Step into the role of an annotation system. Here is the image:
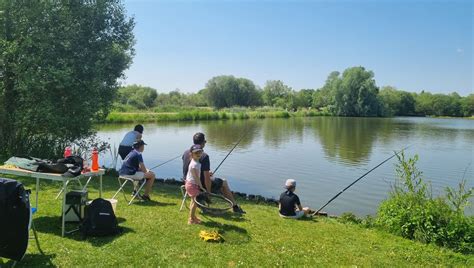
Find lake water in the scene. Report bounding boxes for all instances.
[97,117,474,216]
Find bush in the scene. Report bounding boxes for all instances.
[338,212,362,224]
[376,152,474,254]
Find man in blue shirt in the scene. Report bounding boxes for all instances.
[119,140,155,201]
[118,124,144,160]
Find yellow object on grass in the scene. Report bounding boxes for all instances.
[0,164,17,169]
[199,230,224,242]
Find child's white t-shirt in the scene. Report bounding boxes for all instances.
[186,159,201,185]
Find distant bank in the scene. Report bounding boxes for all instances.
[103,109,473,124]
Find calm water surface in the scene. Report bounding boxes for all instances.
[97,117,474,216]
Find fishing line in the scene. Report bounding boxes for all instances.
[149,155,182,170]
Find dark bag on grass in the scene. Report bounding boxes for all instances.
[0,178,30,261]
[80,198,121,237]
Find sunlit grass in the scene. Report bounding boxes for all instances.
[0,176,472,267]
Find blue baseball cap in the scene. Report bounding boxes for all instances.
[190,144,203,153]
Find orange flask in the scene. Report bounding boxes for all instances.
[91,148,99,171]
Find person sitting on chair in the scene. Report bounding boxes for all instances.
[118,124,144,160]
[119,140,155,201]
[182,132,245,214]
[279,179,310,219]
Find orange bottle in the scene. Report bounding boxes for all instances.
[91,147,99,171]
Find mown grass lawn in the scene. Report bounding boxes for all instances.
[0,176,472,267]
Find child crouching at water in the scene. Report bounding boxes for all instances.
[279,179,311,219]
[185,144,205,224]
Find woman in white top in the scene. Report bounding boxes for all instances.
[185,144,204,225]
[118,124,144,160]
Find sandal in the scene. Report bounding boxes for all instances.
[188,218,201,225]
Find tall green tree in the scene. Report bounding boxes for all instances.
[204,75,261,108]
[332,67,381,116]
[0,0,135,157]
[293,89,315,108]
[461,94,474,116]
[262,80,291,107]
[379,86,416,116]
[312,71,339,109]
[118,85,157,109]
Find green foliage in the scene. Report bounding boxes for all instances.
[461,94,474,116]
[262,80,292,107]
[204,75,262,108]
[446,179,474,214]
[338,212,362,224]
[112,67,473,117]
[117,85,157,109]
[0,0,135,157]
[379,86,416,116]
[154,89,207,107]
[376,152,474,254]
[310,67,382,116]
[312,71,338,110]
[333,67,381,116]
[413,91,468,117]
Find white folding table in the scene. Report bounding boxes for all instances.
[0,167,105,237]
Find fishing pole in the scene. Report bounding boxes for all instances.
[212,129,248,174]
[312,145,413,216]
[149,155,182,170]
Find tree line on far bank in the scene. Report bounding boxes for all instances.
[117,66,474,118]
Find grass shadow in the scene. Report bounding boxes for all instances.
[199,210,248,222]
[133,200,176,207]
[200,218,251,244]
[1,253,56,267]
[34,216,135,247]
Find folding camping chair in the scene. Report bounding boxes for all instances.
[12,206,44,267]
[112,175,147,205]
[28,205,43,255]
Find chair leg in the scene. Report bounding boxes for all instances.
[179,189,188,211]
[128,180,147,205]
[112,178,129,201]
[31,221,44,255]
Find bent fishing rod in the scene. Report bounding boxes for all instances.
[312,145,413,216]
[212,129,248,174]
[149,154,182,170]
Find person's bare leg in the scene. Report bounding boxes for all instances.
[303,207,310,216]
[144,171,155,196]
[221,179,237,205]
[189,200,196,222]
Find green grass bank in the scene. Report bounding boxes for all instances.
[0,176,472,267]
[104,108,330,123]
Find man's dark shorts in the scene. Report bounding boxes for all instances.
[118,145,133,160]
[211,178,224,194]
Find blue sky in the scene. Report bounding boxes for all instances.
[122,0,472,95]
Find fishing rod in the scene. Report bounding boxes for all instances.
[312,145,412,216]
[212,129,248,174]
[149,155,182,170]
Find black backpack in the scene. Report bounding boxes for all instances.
[0,178,30,261]
[80,198,121,237]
